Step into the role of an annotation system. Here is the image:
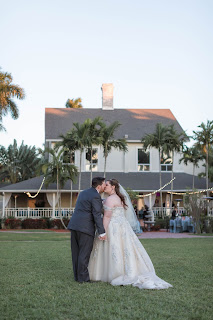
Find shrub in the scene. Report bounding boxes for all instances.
[155,217,170,230]
[4,218,22,229]
[50,218,69,229]
[21,218,49,229]
[0,218,70,229]
[184,192,207,234]
[151,224,161,231]
[203,217,213,233]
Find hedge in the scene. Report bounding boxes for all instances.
[1,218,70,229]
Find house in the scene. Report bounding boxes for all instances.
[0,84,212,219]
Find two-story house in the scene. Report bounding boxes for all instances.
[0,84,211,219]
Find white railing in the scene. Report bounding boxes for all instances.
[0,208,75,219]
[152,207,186,219]
[152,207,213,218]
[1,207,212,220]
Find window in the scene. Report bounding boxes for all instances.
[161,151,172,171]
[63,150,75,165]
[138,149,150,171]
[86,148,98,171]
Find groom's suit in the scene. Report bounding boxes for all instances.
[67,187,105,282]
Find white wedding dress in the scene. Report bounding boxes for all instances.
[88,206,172,290]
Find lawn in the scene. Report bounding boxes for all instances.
[0,233,212,320]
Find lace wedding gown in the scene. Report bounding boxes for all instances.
[88,206,172,290]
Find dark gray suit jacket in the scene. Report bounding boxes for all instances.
[67,187,105,237]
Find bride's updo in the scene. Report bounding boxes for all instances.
[108,178,128,209]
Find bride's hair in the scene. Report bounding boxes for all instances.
[108,179,128,208]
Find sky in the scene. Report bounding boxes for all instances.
[0,0,212,149]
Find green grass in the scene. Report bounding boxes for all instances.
[0,234,212,320]
[191,233,213,236]
[0,232,70,242]
[0,229,69,233]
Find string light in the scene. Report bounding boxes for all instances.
[24,177,45,198]
[24,176,212,200]
[167,187,213,196]
[137,177,176,198]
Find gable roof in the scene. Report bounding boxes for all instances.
[0,173,212,193]
[45,108,184,141]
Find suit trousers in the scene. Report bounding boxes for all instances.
[71,230,94,282]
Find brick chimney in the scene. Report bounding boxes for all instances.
[101,83,114,110]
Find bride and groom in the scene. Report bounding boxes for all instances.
[67,177,172,290]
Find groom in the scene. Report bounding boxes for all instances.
[67,176,106,283]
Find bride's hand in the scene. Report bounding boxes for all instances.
[99,235,107,241]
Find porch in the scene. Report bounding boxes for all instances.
[1,206,190,220]
[1,207,75,219]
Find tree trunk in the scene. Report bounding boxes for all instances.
[170,152,174,207]
[90,147,93,186]
[78,149,82,195]
[70,180,73,208]
[192,164,195,190]
[104,154,107,178]
[57,168,67,229]
[159,148,163,214]
[206,143,209,197]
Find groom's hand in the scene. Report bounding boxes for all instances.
[99,235,106,241]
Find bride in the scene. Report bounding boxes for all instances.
[88,179,172,290]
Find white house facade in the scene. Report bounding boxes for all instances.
[0,84,212,219]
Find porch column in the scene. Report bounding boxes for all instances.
[52,193,56,219]
[2,192,12,218]
[2,193,5,217]
[149,195,154,220]
[149,195,152,210]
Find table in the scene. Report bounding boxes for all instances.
[169,217,194,233]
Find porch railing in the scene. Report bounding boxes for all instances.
[0,208,75,219]
[152,207,213,218]
[152,207,186,219]
[0,207,212,220]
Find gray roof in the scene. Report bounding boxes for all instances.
[45,108,184,140]
[0,173,212,193]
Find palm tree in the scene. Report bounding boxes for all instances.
[179,145,203,189]
[99,121,128,177]
[65,98,83,109]
[208,145,213,182]
[0,120,6,132]
[54,144,78,208]
[41,147,78,228]
[193,120,213,196]
[0,139,41,183]
[165,125,188,205]
[86,117,103,184]
[142,123,168,210]
[60,121,90,193]
[0,69,25,129]
[66,162,78,208]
